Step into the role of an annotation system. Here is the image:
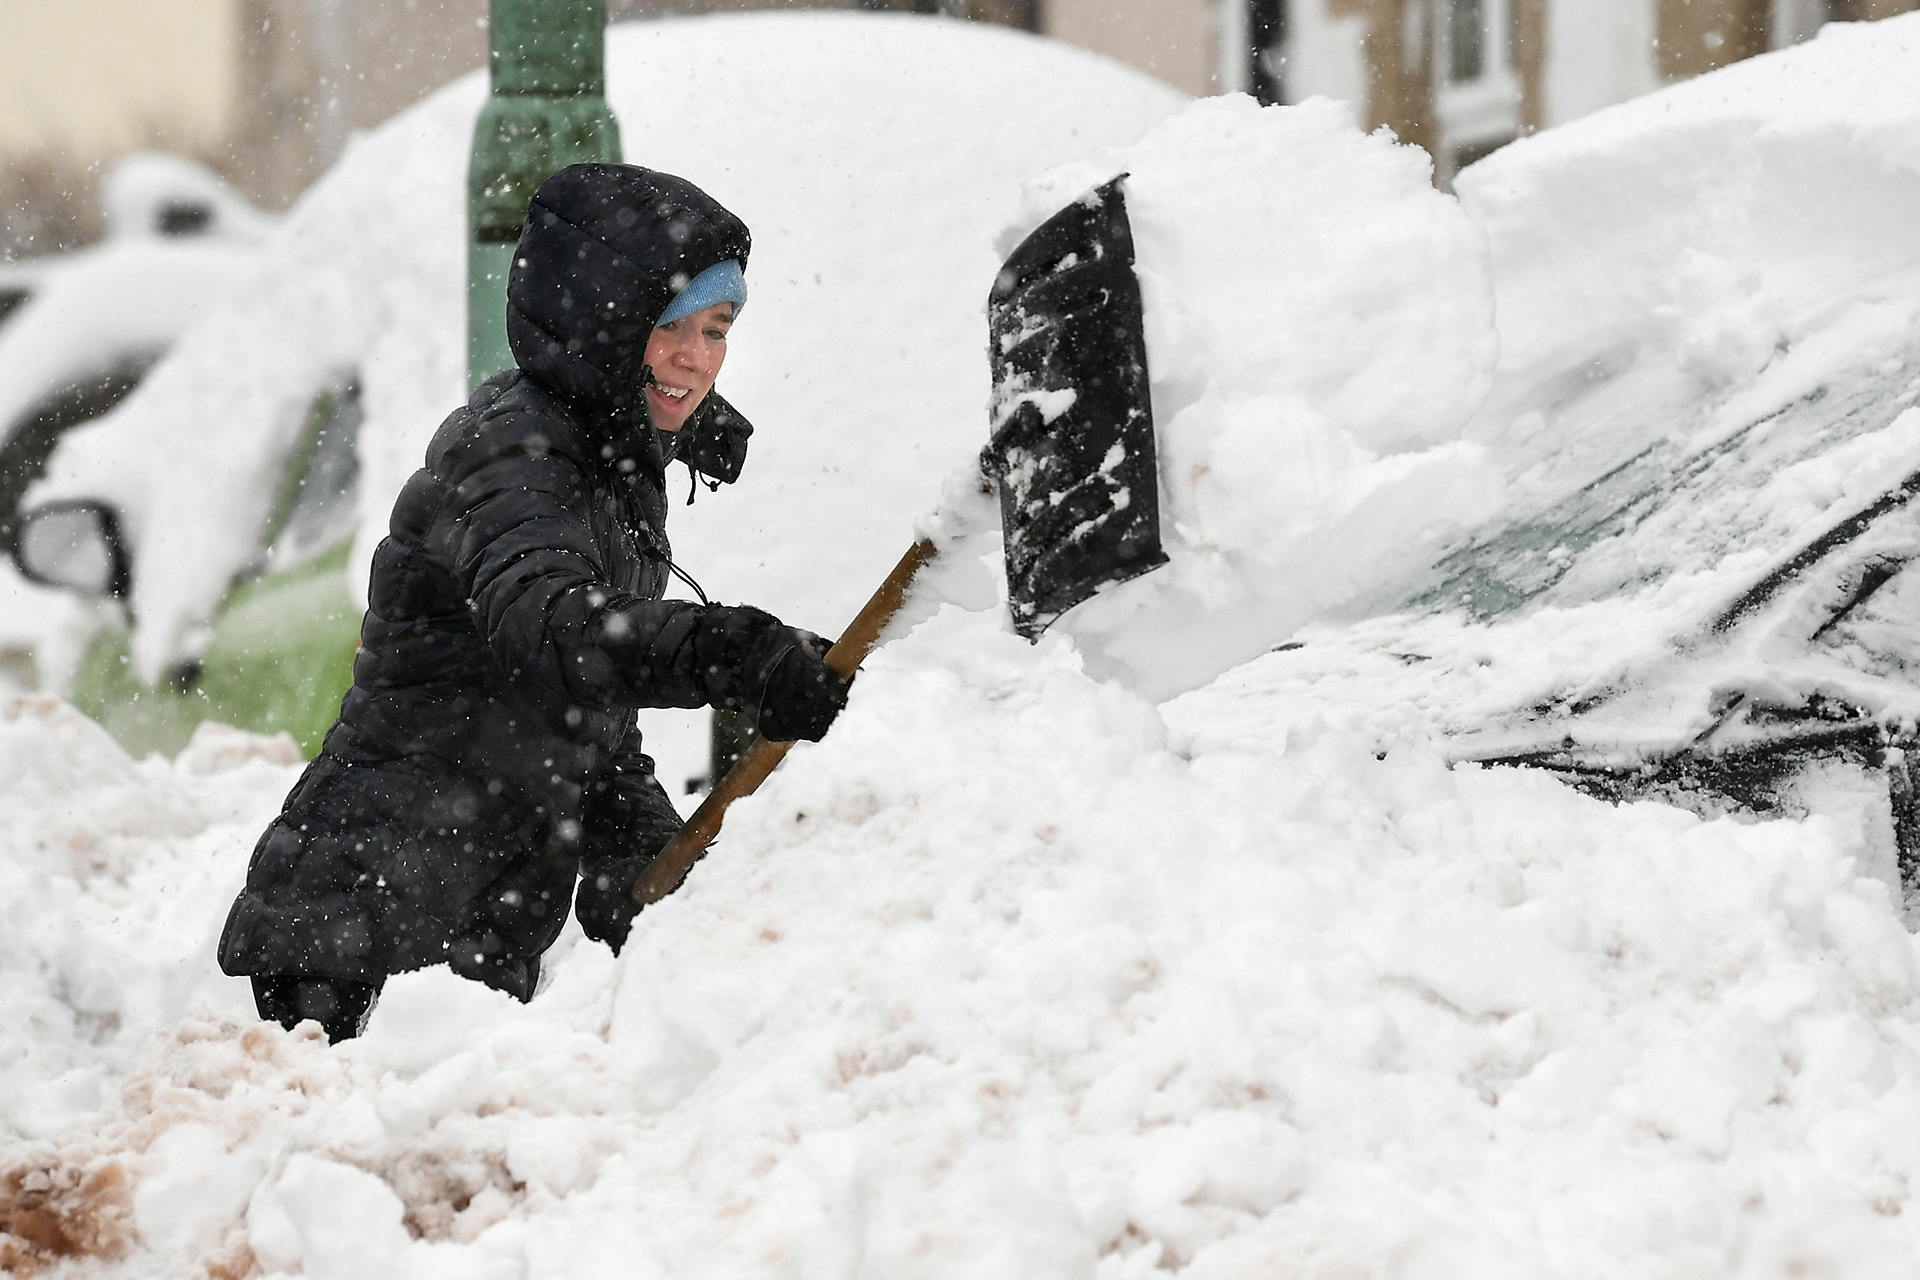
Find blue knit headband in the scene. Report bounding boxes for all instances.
[658,259,747,327]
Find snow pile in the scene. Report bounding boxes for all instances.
[30,13,1187,687]
[10,609,1920,1277]
[1457,13,1920,480]
[1248,11,1920,754]
[996,96,1504,700]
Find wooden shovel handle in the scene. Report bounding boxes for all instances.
[631,538,939,906]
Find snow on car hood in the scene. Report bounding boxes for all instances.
[1194,13,1920,760]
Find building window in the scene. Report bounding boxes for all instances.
[1435,0,1520,182]
[1447,0,1484,82]
[1249,0,1286,105]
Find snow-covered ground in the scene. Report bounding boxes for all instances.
[12,12,1920,1280]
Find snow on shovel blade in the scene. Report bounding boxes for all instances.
[982,176,1167,641]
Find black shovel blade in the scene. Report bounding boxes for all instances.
[982,177,1167,642]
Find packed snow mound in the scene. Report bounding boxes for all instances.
[30,12,1187,686]
[1458,12,1920,477]
[992,96,1503,700]
[9,610,1920,1277]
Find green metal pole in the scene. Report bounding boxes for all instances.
[467,0,622,389]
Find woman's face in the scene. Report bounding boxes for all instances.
[642,301,733,431]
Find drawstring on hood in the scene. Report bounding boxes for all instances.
[631,361,744,504]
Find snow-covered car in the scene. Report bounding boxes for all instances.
[0,154,268,543]
[1384,327,1920,866]
[4,12,1187,765]
[0,155,269,693]
[1158,21,1920,910]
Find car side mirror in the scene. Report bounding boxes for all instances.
[12,501,130,598]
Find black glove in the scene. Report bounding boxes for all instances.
[756,630,852,742]
[574,851,656,953]
[690,606,851,739]
[573,752,683,954]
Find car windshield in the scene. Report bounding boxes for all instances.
[1403,337,1920,622]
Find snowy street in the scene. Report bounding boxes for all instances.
[9,8,1920,1279]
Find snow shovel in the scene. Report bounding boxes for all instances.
[631,176,1165,907]
[631,538,936,906]
[980,175,1167,639]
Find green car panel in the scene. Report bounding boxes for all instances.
[71,539,360,759]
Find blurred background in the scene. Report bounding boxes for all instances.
[8,0,1917,261]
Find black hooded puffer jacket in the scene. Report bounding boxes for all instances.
[219,165,820,998]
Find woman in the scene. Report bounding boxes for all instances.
[218,164,849,1041]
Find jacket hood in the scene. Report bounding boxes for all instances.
[506,164,752,427]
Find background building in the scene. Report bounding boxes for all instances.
[1272,0,1920,183]
[0,0,246,252]
[2,0,1916,257]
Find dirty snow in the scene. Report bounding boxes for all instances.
[9,605,1920,1278]
[12,11,1920,1280]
